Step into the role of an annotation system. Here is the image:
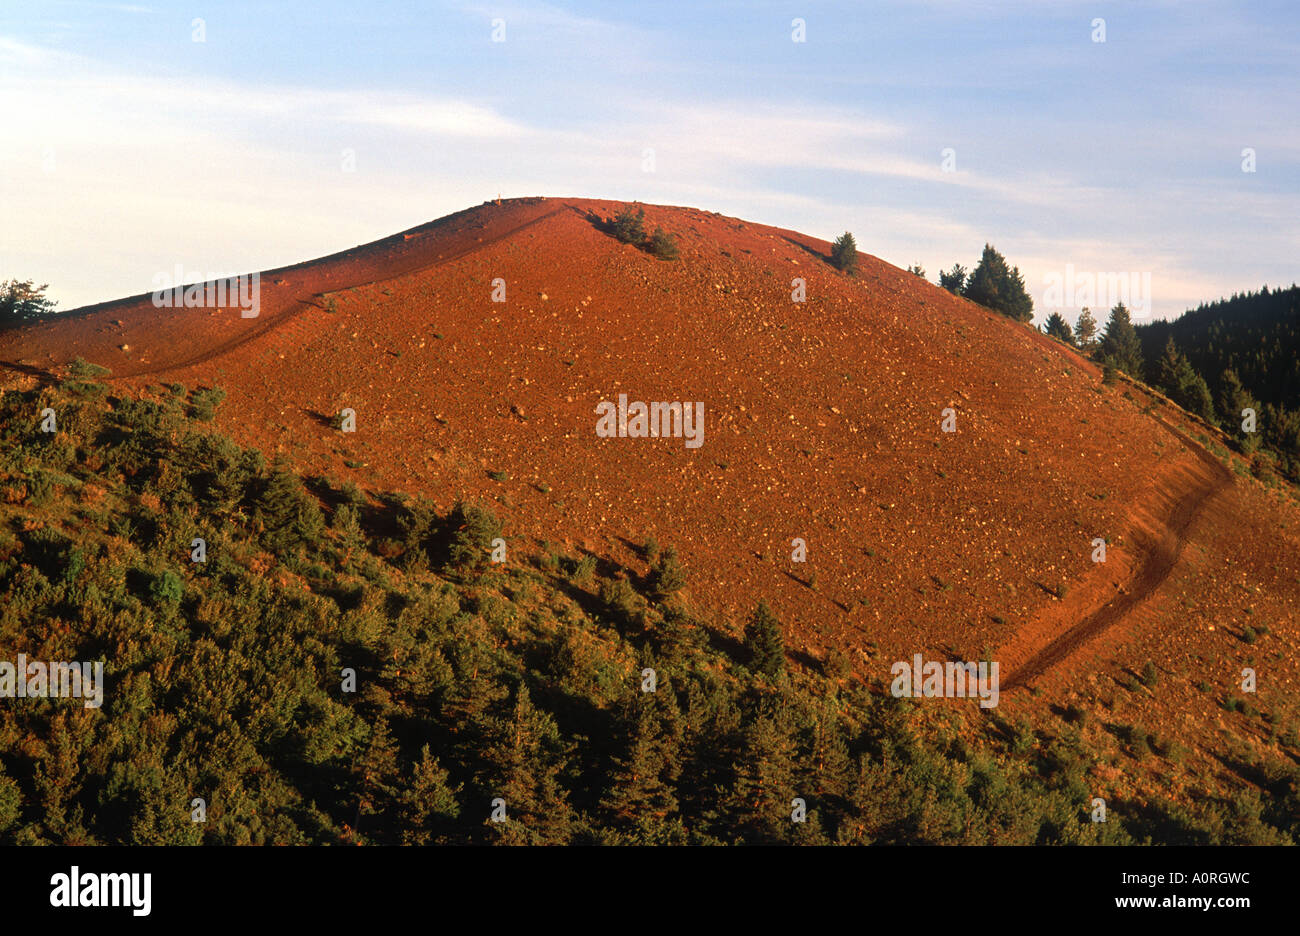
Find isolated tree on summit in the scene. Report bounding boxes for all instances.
[1096,302,1144,378]
[962,244,1033,322]
[1043,312,1073,344]
[830,232,858,274]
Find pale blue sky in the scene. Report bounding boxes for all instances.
[1,0,1296,320]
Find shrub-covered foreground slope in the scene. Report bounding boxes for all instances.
[0,375,1296,845]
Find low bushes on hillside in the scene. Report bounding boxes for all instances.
[0,374,1293,846]
[599,205,681,262]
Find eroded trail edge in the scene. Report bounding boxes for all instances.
[1000,414,1232,690]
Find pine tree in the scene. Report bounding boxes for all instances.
[962,244,1034,322]
[400,745,462,844]
[1220,370,1263,453]
[1182,370,1216,426]
[331,502,367,567]
[1097,303,1144,377]
[743,600,785,678]
[1073,307,1099,350]
[1043,312,1073,344]
[938,264,967,295]
[444,631,509,726]
[354,716,402,840]
[806,693,853,803]
[477,684,573,845]
[0,279,57,324]
[830,232,857,274]
[600,705,679,827]
[1155,337,1184,390]
[255,458,325,555]
[906,264,926,279]
[610,205,645,244]
[725,715,798,843]
[188,434,260,514]
[442,501,502,571]
[1217,368,1258,429]
[1154,338,1216,424]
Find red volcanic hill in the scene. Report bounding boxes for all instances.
[3,196,1297,750]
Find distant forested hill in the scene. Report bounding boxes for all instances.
[1138,285,1300,477]
[1138,285,1300,409]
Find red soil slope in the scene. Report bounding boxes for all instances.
[3,197,1296,729]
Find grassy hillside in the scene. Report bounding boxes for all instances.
[0,365,1295,845]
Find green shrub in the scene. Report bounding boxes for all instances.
[149,569,183,604]
[1120,724,1152,758]
[570,555,597,585]
[823,646,851,681]
[600,576,642,626]
[68,357,111,379]
[443,501,502,571]
[646,546,686,600]
[648,227,679,261]
[26,472,54,507]
[610,205,646,245]
[191,386,226,421]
